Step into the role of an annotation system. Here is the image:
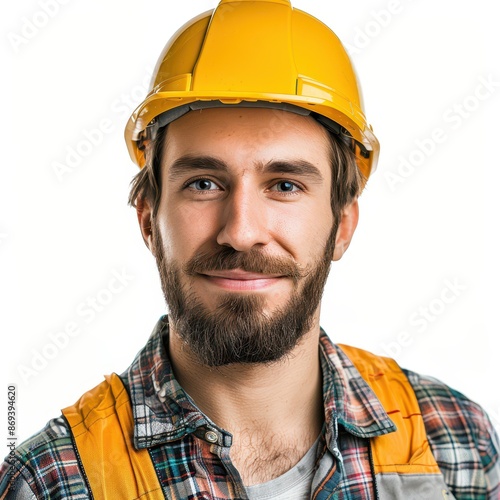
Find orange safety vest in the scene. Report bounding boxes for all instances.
[338,345,453,498]
[62,346,453,499]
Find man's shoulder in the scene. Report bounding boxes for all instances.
[10,416,74,465]
[403,367,495,436]
[0,416,88,499]
[404,367,500,494]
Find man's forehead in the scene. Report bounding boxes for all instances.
[162,107,332,173]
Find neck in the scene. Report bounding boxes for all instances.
[167,316,324,484]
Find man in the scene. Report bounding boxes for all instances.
[1,0,499,498]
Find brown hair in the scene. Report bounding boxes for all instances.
[128,124,365,225]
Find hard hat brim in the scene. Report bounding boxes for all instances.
[125,93,379,180]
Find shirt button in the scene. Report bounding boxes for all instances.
[205,431,218,443]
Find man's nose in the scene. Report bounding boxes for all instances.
[216,186,271,252]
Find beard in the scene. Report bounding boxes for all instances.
[152,222,336,367]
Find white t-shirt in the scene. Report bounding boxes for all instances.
[245,436,321,499]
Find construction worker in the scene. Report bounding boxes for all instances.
[1,1,499,498]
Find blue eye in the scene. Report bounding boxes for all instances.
[188,179,219,191]
[272,181,299,193]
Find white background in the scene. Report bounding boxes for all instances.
[1,0,499,444]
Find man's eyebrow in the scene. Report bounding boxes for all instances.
[260,160,324,182]
[167,155,324,182]
[167,155,229,181]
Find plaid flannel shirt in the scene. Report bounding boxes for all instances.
[1,316,499,499]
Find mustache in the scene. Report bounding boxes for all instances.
[183,247,308,283]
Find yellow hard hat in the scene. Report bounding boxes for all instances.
[125,0,379,180]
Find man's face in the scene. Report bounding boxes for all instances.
[150,108,336,366]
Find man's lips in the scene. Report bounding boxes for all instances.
[202,269,282,279]
[199,269,284,291]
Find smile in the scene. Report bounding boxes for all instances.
[199,270,284,291]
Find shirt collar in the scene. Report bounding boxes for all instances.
[318,330,396,440]
[123,317,395,450]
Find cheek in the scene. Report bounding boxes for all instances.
[276,202,333,252]
[159,201,221,258]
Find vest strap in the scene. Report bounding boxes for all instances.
[339,344,454,499]
[339,344,441,474]
[62,373,163,499]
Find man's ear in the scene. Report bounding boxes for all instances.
[136,197,154,254]
[332,199,359,261]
